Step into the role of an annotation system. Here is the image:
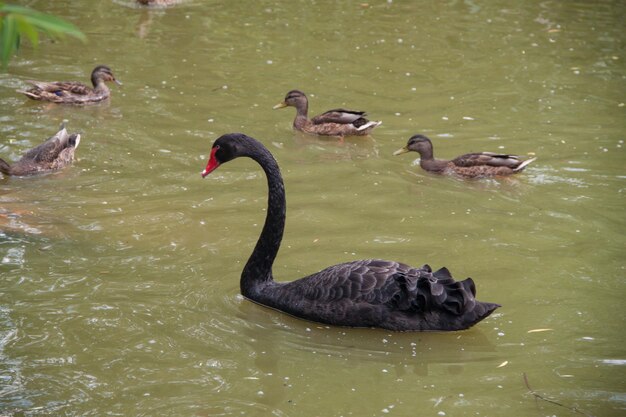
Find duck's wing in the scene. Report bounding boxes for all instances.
[451,152,523,168]
[311,108,367,125]
[20,80,93,98]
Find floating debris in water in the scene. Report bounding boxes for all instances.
[527,328,554,333]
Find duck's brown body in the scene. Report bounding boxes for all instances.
[0,125,80,177]
[17,65,121,104]
[274,90,382,137]
[395,134,536,178]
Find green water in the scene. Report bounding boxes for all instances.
[0,1,624,416]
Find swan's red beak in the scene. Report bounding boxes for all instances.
[201,147,220,178]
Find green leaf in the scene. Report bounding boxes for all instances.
[0,3,86,69]
[1,14,18,67]
[15,16,38,47]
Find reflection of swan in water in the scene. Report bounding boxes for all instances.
[230,302,498,413]
[201,133,499,332]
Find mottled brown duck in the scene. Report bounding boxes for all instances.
[394,134,536,178]
[201,133,499,331]
[17,65,121,104]
[0,125,80,177]
[273,90,382,137]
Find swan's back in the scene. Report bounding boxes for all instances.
[252,259,499,331]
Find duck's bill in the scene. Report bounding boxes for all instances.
[114,79,123,86]
[272,102,287,109]
[393,147,409,156]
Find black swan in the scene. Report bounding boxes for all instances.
[0,124,80,177]
[394,134,536,178]
[202,133,500,331]
[273,90,382,137]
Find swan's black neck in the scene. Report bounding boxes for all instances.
[240,144,286,298]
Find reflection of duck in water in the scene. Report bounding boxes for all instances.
[274,90,382,138]
[17,65,121,104]
[201,133,499,331]
[0,124,81,177]
[0,207,43,236]
[394,134,536,179]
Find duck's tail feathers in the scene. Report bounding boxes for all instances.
[0,158,12,176]
[514,157,537,172]
[16,89,40,100]
[356,120,382,131]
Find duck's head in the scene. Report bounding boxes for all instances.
[69,133,81,149]
[273,90,307,110]
[91,65,122,87]
[393,134,433,156]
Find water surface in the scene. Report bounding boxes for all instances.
[0,1,624,416]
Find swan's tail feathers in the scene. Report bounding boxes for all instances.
[514,157,537,172]
[467,299,501,327]
[405,269,500,330]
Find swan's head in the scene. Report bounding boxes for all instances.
[91,65,122,87]
[393,134,433,156]
[201,133,252,178]
[273,89,307,110]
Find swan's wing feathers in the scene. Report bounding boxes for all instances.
[383,266,480,316]
[299,259,403,303]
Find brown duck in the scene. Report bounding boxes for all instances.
[0,125,81,177]
[17,65,121,104]
[394,134,536,178]
[273,90,382,137]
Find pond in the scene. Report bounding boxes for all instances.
[0,0,624,416]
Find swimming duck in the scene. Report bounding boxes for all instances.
[17,65,121,104]
[394,134,536,178]
[0,124,81,176]
[273,90,382,137]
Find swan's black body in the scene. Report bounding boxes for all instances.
[202,133,500,331]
